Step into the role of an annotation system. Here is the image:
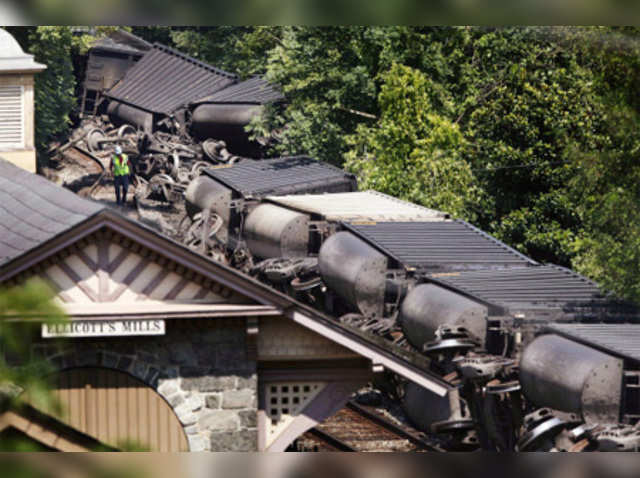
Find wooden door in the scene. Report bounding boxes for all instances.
[49,367,188,452]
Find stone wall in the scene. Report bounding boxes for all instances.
[31,318,257,451]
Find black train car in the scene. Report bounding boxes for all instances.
[184,157,357,251]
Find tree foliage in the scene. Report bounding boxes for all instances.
[0,279,66,413]
[345,64,482,219]
[27,27,77,160]
[457,28,606,264]
[567,93,640,300]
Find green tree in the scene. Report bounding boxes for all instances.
[170,27,254,76]
[257,27,435,164]
[10,25,640,300]
[345,63,483,220]
[458,28,606,263]
[131,27,283,78]
[567,101,640,301]
[26,27,76,162]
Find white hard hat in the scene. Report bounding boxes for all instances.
[115,145,123,155]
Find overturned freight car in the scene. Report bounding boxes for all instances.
[80,29,152,117]
[80,33,284,156]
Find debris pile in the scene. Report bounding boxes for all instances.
[44,111,259,258]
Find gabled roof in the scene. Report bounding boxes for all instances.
[0,163,450,397]
[105,43,237,114]
[0,158,104,265]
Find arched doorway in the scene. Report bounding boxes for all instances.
[46,367,188,451]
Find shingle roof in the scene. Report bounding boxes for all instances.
[0,158,104,264]
[344,220,536,271]
[546,323,640,363]
[204,157,357,197]
[105,44,237,114]
[193,77,284,105]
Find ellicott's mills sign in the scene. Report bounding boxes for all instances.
[42,319,165,338]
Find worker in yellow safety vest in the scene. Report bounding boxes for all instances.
[110,145,131,206]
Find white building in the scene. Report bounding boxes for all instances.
[0,28,46,172]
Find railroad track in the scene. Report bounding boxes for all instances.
[291,401,444,452]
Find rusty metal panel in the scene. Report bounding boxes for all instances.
[84,51,140,92]
[203,157,357,198]
[51,368,188,451]
[105,44,237,115]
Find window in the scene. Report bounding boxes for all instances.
[264,381,326,445]
[0,85,24,148]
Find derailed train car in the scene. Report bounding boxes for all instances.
[82,35,285,156]
[70,32,640,451]
[180,157,640,452]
